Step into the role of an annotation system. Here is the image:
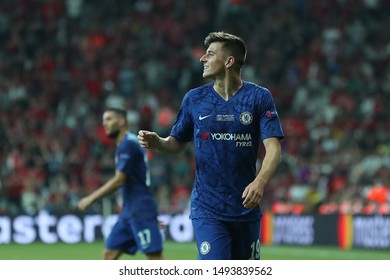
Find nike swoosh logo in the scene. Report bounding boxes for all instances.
[199,115,211,120]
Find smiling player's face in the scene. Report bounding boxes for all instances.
[102,111,121,139]
[199,42,227,79]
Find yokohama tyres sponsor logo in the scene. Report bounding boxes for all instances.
[210,133,252,141]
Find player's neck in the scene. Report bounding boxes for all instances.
[115,129,127,145]
[213,76,243,101]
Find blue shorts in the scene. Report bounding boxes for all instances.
[106,217,163,255]
[192,218,261,260]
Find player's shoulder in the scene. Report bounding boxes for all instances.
[186,82,213,97]
[243,81,271,96]
[180,82,213,107]
[124,131,138,141]
[121,132,142,150]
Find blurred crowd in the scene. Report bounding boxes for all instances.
[0,0,389,217]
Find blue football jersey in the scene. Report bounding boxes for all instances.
[170,81,284,222]
[115,132,158,220]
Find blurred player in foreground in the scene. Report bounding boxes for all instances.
[78,108,164,260]
[138,32,284,259]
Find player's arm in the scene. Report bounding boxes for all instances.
[78,171,126,211]
[242,137,282,208]
[138,130,187,155]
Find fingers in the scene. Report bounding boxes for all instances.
[138,130,159,149]
[242,188,253,208]
[242,187,248,199]
[137,130,150,148]
[158,220,167,230]
[77,202,85,211]
[77,198,89,211]
[243,198,260,209]
[138,130,148,136]
[137,130,146,141]
[242,187,261,209]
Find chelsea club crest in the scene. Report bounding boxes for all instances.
[200,241,211,255]
[239,112,253,125]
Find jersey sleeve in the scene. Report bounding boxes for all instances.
[258,88,285,141]
[116,141,138,174]
[170,92,194,142]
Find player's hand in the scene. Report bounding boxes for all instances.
[137,130,160,149]
[158,220,167,230]
[78,197,93,211]
[242,180,265,209]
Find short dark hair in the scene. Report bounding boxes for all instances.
[105,107,127,122]
[204,31,247,68]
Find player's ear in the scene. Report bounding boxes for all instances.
[119,116,126,127]
[225,56,235,68]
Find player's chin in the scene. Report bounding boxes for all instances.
[202,71,211,78]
